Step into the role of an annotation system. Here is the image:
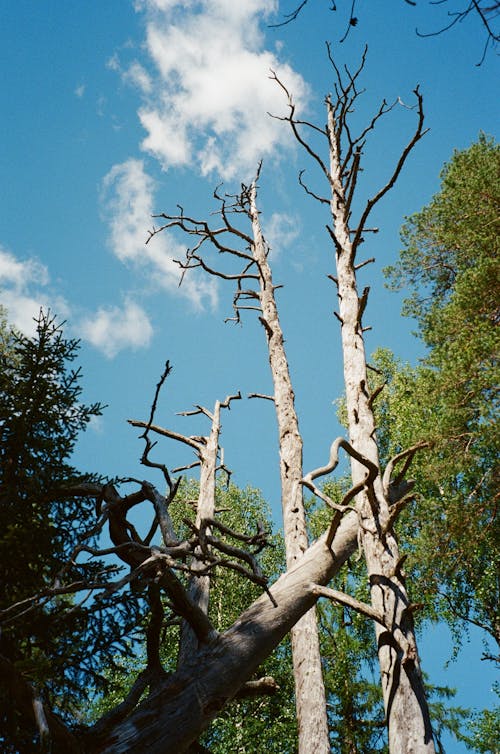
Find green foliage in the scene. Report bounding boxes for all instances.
[366,135,500,747]
[0,311,140,751]
[386,133,499,334]
[380,135,499,658]
[203,642,297,754]
[461,685,500,754]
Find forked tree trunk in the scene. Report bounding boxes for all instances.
[327,103,436,753]
[248,184,331,754]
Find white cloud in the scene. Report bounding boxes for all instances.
[0,244,155,358]
[118,0,308,180]
[75,83,86,98]
[101,158,218,310]
[125,62,153,93]
[101,159,155,264]
[79,299,153,359]
[263,212,300,258]
[0,247,48,289]
[0,245,70,334]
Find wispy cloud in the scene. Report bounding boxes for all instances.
[263,212,300,258]
[0,245,70,334]
[74,83,86,98]
[79,298,154,359]
[100,158,218,310]
[108,55,153,94]
[0,244,152,359]
[115,0,308,180]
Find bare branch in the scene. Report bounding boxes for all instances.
[312,584,384,624]
[352,87,428,254]
[303,437,379,548]
[355,256,376,271]
[87,667,155,739]
[32,693,51,752]
[269,70,333,186]
[382,441,429,498]
[298,169,330,204]
[160,565,218,644]
[303,436,378,487]
[268,0,310,26]
[311,584,415,663]
[339,0,358,43]
[367,382,386,410]
[235,676,279,698]
[171,460,201,474]
[128,420,202,451]
[142,481,180,546]
[248,392,275,402]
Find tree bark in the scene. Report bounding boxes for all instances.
[249,183,330,754]
[88,514,358,753]
[178,400,222,665]
[326,100,436,753]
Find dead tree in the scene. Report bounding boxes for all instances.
[1,50,441,754]
[271,46,436,752]
[1,355,365,752]
[130,389,242,666]
[1,483,361,753]
[147,168,330,753]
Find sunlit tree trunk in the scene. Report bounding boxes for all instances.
[249,183,330,754]
[178,400,222,665]
[90,514,359,753]
[326,98,436,753]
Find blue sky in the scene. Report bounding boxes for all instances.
[0,1,498,748]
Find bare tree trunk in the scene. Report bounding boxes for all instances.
[274,48,435,751]
[6,482,360,752]
[88,515,359,753]
[249,184,330,754]
[326,97,436,753]
[178,400,223,665]
[140,175,329,752]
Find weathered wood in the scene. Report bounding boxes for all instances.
[178,400,222,665]
[249,183,330,754]
[88,513,359,753]
[325,86,435,753]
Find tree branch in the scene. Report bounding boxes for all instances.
[382,441,429,498]
[351,87,428,254]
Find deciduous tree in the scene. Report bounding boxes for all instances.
[383,134,499,661]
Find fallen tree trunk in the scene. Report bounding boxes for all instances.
[87,512,359,753]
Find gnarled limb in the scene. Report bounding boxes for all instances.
[86,512,360,753]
